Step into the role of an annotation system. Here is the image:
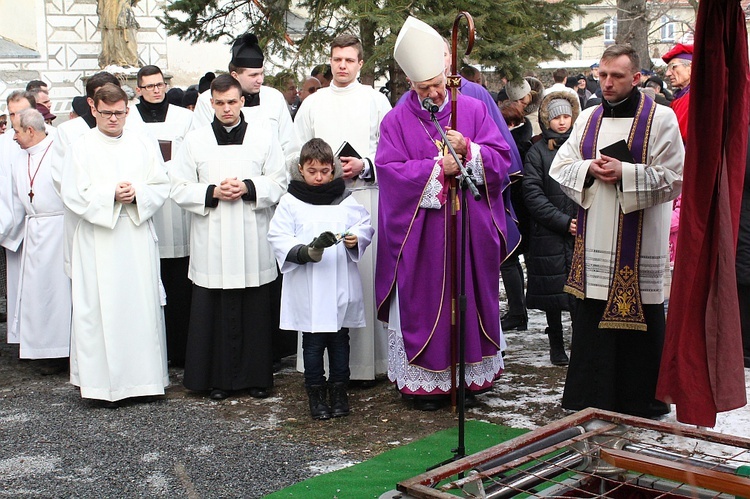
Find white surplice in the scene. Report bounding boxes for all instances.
[8,133,71,358]
[128,104,194,258]
[293,81,392,379]
[268,193,374,332]
[61,128,170,401]
[0,132,27,342]
[170,121,287,290]
[549,105,684,303]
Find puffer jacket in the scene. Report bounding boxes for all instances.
[522,91,580,312]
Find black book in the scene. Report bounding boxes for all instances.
[335,141,361,159]
[599,139,634,163]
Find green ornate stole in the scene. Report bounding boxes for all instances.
[564,93,656,331]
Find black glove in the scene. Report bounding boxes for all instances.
[297,245,324,263]
[310,231,337,249]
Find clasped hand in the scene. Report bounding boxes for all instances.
[214,177,248,201]
[588,155,622,185]
[115,182,135,204]
[442,128,467,176]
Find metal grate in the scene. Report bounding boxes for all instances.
[393,408,750,498]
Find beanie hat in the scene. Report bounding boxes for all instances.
[505,79,531,102]
[547,98,572,120]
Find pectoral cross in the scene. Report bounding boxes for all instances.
[28,190,34,202]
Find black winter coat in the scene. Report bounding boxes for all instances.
[522,133,578,312]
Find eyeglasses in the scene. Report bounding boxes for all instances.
[138,82,167,91]
[97,109,128,119]
[666,62,690,72]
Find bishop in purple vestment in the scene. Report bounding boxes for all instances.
[375,16,520,410]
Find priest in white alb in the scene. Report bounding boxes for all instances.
[7,108,70,373]
[294,34,392,385]
[61,83,170,406]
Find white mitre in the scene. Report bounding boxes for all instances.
[393,16,445,83]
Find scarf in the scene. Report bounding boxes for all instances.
[136,96,169,123]
[565,90,655,331]
[542,127,571,151]
[211,113,248,145]
[287,178,346,205]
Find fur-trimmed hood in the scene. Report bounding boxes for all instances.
[523,77,545,116]
[538,90,580,130]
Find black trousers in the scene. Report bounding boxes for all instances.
[562,298,670,417]
[500,252,526,317]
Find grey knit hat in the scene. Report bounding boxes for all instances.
[505,79,531,102]
[547,98,572,120]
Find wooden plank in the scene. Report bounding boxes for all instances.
[599,447,750,497]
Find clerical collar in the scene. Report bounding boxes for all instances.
[244,92,260,107]
[211,113,248,145]
[602,88,641,118]
[136,96,169,123]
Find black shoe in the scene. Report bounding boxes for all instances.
[413,396,447,411]
[37,358,69,376]
[209,389,229,400]
[329,382,350,417]
[463,392,479,408]
[306,385,332,420]
[550,348,570,366]
[0,311,6,322]
[248,387,269,399]
[744,356,750,369]
[95,400,120,409]
[501,313,528,331]
[546,327,569,366]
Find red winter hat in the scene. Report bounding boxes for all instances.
[662,43,694,63]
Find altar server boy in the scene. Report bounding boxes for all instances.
[268,138,373,420]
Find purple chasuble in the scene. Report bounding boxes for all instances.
[375,91,519,373]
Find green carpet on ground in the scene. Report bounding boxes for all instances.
[265,420,526,498]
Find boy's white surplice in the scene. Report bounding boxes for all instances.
[268,194,373,333]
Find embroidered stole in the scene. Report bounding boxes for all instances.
[564,94,655,331]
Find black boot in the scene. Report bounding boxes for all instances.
[546,327,569,366]
[329,382,350,417]
[501,312,528,331]
[305,385,332,420]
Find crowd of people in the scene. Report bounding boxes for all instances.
[1,16,748,423]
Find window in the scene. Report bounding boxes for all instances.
[660,16,676,42]
[604,16,617,43]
